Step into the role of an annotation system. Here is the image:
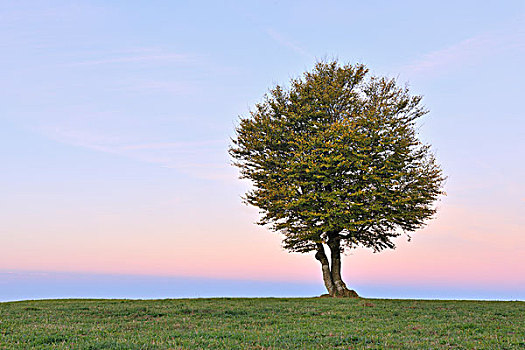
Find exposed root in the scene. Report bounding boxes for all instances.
[319,289,360,298]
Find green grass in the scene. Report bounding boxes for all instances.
[0,298,523,349]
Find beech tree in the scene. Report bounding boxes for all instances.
[229,61,445,297]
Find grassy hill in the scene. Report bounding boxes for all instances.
[0,298,523,349]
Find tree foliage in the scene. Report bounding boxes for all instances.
[230,61,445,296]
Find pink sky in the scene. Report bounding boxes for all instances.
[3,192,523,290]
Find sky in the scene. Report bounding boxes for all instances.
[1,0,524,301]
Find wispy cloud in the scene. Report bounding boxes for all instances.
[225,3,311,59]
[40,126,233,180]
[403,36,491,74]
[109,79,199,96]
[265,28,312,58]
[67,53,193,66]
[400,24,524,77]
[0,2,100,25]
[121,140,224,151]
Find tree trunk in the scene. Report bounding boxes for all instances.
[315,243,335,296]
[315,237,359,298]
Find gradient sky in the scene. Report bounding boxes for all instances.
[1,1,524,300]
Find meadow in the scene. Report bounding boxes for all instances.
[0,298,523,349]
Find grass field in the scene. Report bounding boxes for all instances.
[0,298,523,349]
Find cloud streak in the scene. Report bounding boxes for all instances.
[67,53,194,66]
[40,126,233,180]
[121,140,225,151]
[400,24,525,77]
[265,28,312,58]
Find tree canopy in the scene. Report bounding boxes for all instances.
[230,61,445,297]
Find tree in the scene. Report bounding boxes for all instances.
[229,61,445,297]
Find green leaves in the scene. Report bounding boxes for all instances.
[230,61,445,253]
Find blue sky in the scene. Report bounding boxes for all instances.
[1,1,524,301]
